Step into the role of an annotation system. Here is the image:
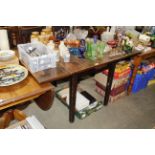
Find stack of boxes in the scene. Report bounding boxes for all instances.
[94,61,131,103]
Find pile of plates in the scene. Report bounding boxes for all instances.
[0,50,15,61]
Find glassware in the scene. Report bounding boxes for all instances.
[79,39,86,58]
[63,52,70,62]
[91,42,96,60]
[86,39,106,60]
[66,26,76,41]
[86,40,92,59]
[96,41,105,59]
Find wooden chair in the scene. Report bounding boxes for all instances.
[0,26,45,48]
[0,109,27,129]
[18,26,44,44]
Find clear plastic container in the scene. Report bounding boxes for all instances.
[18,42,56,73]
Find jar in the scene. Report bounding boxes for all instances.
[31,34,39,43]
[38,35,45,43]
[42,28,52,42]
[42,28,51,35]
[41,32,46,36]
[32,31,39,36]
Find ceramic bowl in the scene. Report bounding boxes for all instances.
[0,50,15,61]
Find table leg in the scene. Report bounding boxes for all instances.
[103,63,116,105]
[127,56,142,95]
[35,90,54,111]
[69,74,78,123]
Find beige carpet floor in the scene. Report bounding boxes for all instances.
[21,77,155,129]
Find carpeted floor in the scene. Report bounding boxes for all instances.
[23,77,155,129]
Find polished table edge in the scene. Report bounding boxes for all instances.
[20,60,71,84]
[0,89,54,111]
[141,51,155,59]
[0,94,40,111]
[0,84,52,106]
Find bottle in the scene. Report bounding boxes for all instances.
[66,26,76,43]
[96,41,105,59]
[63,51,70,62]
[91,36,98,60]
[101,27,115,42]
[86,40,92,59]
[59,41,68,57]
[79,39,86,58]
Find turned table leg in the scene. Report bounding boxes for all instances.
[127,56,142,95]
[69,74,78,123]
[104,63,116,105]
[35,90,54,111]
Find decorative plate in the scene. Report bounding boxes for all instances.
[0,64,28,87]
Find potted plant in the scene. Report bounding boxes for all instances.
[121,36,134,53]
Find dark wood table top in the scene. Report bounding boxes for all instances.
[21,50,140,84]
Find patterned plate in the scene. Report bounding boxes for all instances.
[0,64,28,87]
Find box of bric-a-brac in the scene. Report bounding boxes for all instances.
[18,42,56,73]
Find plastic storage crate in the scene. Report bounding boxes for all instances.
[146,69,155,80]
[18,42,56,73]
[131,69,155,93]
[132,73,148,93]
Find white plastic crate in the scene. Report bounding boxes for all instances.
[18,42,56,73]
